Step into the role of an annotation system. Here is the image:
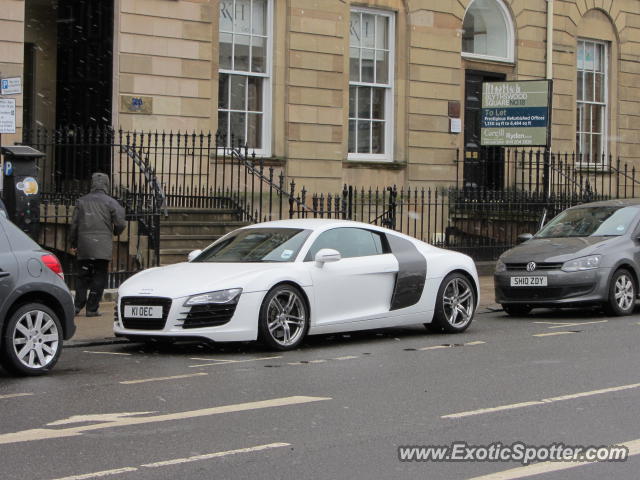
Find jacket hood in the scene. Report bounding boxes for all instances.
[91,173,110,193]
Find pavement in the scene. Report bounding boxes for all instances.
[66,275,499,347]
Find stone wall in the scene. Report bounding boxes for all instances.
[117,0,215,131]
[0,0,24,147]
[3,0,640,193]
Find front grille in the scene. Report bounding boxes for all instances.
[496,285,593,301]
[505,262,563,271]
[120,297,172,330]
[178,303,237,329]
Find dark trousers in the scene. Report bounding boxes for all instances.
[74,259,109,313]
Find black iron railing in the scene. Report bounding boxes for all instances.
[20,127,640,286]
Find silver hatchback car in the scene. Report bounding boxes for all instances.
[495,199,640,316]
[0,214,76,375]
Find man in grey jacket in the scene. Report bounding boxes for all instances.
[70,173,126,316]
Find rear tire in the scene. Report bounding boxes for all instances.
[0,303,63,376]
[604,269,636,316]
[427,273,475,333]
[502,304,532,317]
[259,284,309,351]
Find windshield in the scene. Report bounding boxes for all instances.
[536,206,638,238]
[193,228,311,263]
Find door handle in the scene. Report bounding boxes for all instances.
[0,271,10,278]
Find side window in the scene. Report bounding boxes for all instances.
[306,227,386,261]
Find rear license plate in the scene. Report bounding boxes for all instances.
[510,276,547,287]
[124,305,163,319]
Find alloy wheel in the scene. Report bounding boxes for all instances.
[614,273,635,311]
[442,277,474,328]
[12,310,60,369]
[266,289,306,347]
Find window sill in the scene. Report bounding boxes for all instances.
[573,162,610,173]
[343,160,407,170]
[461,52,515,65]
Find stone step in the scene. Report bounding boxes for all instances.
[159,221,247,236]
[159,234,221,249]
[164,208,241,222]
[159,254,190,265]
[159,248,199,265]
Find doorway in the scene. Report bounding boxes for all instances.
[23,0,114,188]
[464,70,506,190]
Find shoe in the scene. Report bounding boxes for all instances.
[86,311,102,317]
[75,308,82,315]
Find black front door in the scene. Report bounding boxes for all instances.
[464,70,506,189]
[55,0,114,184]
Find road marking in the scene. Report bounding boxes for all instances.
[188,356,282,368]
[51,467,138,480]
[534,320,608,329]
[119,373,208,385]
[50,443,290,480]
[532,331,577,337]
[443,382,640,419]
[142,442,290,468]
[83,351,132,356]
[309,359,326,364]
[333,355,359,360]
[0,393,33,400]
[418,341,486,351]
[0,395,331,445]
[467,438,640,480]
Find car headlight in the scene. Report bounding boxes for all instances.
[495,259,506,273]
[561,255,601,272]
[183,288,242,306]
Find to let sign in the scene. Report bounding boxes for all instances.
[481,80,552,147]
[0,99,16,134]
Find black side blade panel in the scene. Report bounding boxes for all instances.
[387,235,427,311]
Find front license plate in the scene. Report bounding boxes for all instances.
[124,305,163,319]
[510,276,547,287]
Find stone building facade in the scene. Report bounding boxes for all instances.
[2,0,640,192]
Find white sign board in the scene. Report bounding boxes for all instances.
[0,99,16,134]
[1,77,21,95]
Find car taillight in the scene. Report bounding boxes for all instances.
[42,254,64,279]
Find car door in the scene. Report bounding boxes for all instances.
[304,227,398,326]
[0,220,19,314]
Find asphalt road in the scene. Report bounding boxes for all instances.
[1,307,640,480]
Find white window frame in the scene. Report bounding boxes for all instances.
[461,0,515,64]
[576,38,608,165]
[218,0,273,156]
[348,7,395,162]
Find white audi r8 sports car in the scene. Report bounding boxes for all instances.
[114,219,479,350]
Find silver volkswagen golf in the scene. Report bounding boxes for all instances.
[495,199,640,316]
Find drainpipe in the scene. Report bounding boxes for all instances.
[546,0,554,79]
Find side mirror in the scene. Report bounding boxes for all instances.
[188,249,202,262]
[314,248,341,265]
[517,233,533,244]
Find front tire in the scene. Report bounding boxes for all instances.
[605,269,636,316]
[0,303,63,376]
[427,273,475,333]
[259,284,309,351]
